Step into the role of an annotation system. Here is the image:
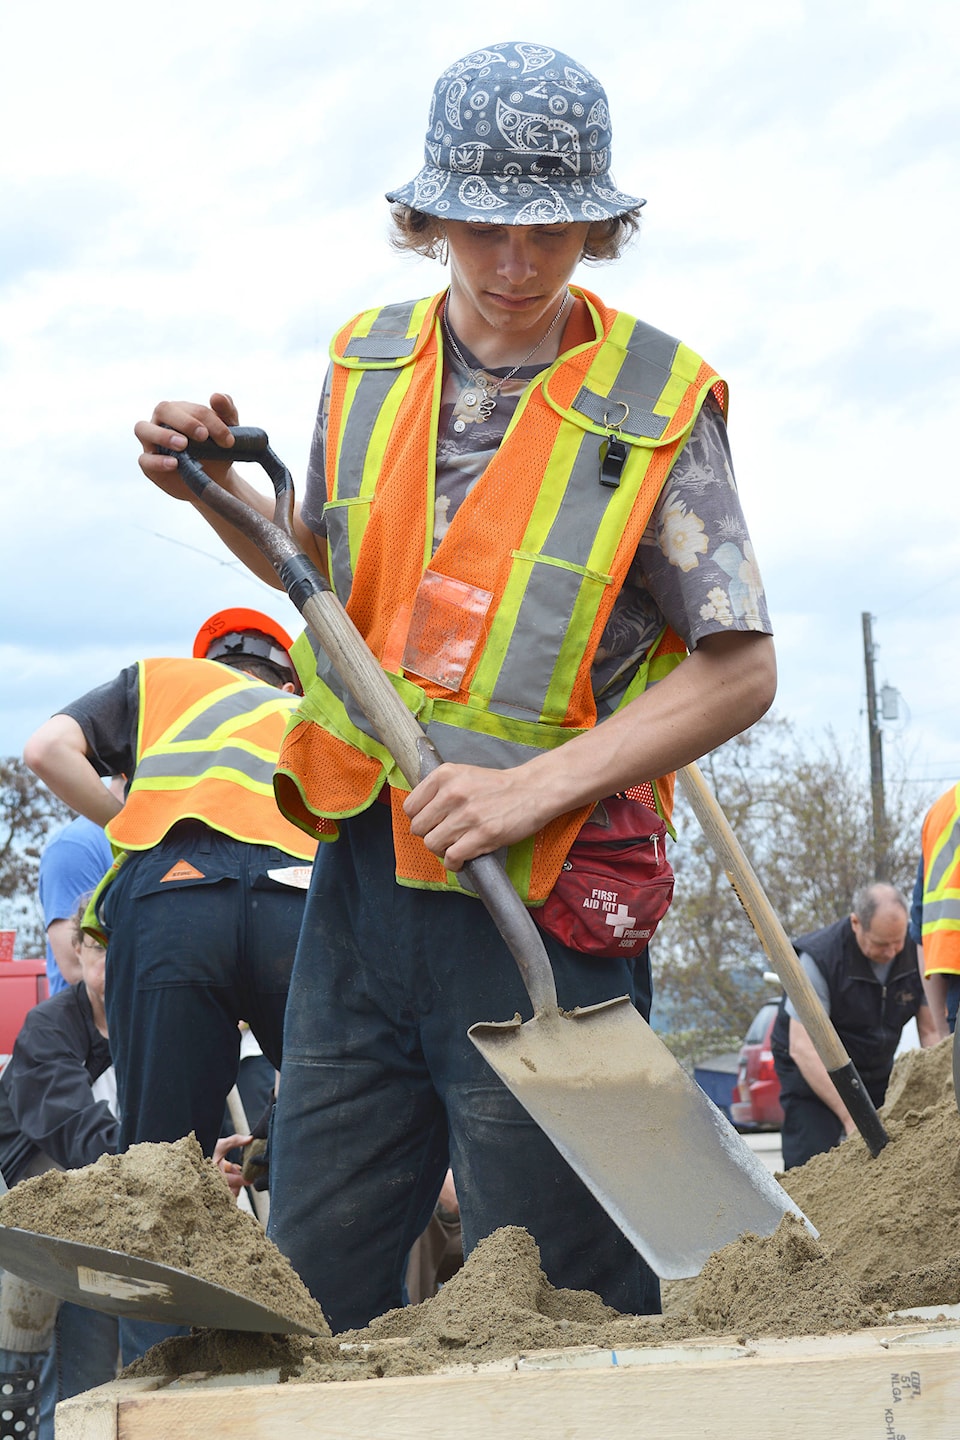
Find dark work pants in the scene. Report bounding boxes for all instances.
[778,1091,845,1170]
[100,823,306,1364]
[267,801,660,1334]
[100,823,305,1156]
[778,1070,888,1170]
[946,976,960,1033]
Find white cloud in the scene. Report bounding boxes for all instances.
[2,0,958,805]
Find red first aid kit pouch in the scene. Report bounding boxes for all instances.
[534,795,674,957]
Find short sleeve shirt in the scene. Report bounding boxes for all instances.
[301,305,772,696]
[38,818,113,994]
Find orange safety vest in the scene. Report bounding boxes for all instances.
[921,782,960,976]
[107,657,316,860]
[275,287,725,902]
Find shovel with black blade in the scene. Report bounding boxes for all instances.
[156,425,813,1280]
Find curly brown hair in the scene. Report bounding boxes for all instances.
[388,205,641,264]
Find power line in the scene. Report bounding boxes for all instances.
[877,570,960,618]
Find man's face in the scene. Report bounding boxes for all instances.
[851,903,907,963]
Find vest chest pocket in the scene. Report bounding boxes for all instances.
[400,570,494,692]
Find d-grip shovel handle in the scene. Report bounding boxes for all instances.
[166,427,559,1015]
[678,762,889,1157]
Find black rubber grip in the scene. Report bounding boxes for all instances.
[185,426,269,461]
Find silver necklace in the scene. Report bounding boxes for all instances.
[442,291,570,424]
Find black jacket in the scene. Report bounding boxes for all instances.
[0,983,117,1187]
[772,916,925,1097]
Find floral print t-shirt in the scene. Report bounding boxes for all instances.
[302,323,772,707]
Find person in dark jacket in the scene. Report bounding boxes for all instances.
[0,908,254,1436]
[0,904,118,1440]
[772,881,940,1169]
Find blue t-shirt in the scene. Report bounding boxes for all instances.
[37,817,112,994]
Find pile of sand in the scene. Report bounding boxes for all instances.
[781,1037,960,1311]
[0,1134,328,1336]
[4,1040,959,1385]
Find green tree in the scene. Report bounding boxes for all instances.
[0,758,73,956]
[652,714,930,1067]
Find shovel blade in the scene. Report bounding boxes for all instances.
[0,1226,321,1334]
[469,997,813,1279]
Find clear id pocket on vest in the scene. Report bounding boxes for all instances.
[401,570,493,692]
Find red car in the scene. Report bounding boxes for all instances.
[730,1000,784,1130]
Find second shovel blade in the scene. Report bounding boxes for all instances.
[469,996,814,1280]
[0,1226,323,1334]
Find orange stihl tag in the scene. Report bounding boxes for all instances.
[160,860,206,883]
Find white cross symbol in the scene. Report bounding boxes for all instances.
[604,903,636,937]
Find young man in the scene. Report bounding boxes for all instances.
[134,43,776,1329]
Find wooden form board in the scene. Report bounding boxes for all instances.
[55,1323,960,1440]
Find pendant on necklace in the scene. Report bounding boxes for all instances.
[459,385,498,423]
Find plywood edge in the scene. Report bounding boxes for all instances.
[55,1324,960,1440]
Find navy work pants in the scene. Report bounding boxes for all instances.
[779,1070,888,1170]
[267,802,660,1334]
[100,822,305,1155]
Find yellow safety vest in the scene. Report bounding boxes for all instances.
[107,658,316,859]
[922,782,960,976]
[275,287,725,901]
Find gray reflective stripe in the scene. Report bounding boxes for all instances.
[328,519,357,607]
[927,824,960,892]
[329,300,426,598]
[135,747,279,787]
[423,721,544,769]
[492,567,591,720]
[314,650,387,744]
[923,896,960,927]
[312,646,552,770]
[343,335,416,359]
[334,367,407,504]
[491,428,618,715]
[572,388,667,439]
[342,299,420,361]
[175,686,295,743]
[570,320,679,440]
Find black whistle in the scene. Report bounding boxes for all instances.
[600,436,628,488]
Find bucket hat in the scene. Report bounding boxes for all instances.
[386,42,643,225]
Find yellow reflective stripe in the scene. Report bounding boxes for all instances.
[295,662,428,795]
[329,306,441,586]
[518,438,660,721]
[131,765,277,797]
[135,677,297,797]
[582,308,640,395]
[509,550,614,584]
[925,791,960,896]
[467,389,580,705]
[147,674,251,747]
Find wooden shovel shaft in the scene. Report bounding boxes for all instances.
[677,762,889,1157]
[165,439,560,1017]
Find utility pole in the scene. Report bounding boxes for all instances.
[862,612,888,880]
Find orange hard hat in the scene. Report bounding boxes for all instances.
[193,608,300,690]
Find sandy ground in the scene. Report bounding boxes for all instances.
[1,1037,957,1384]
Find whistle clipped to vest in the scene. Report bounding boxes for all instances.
[599,435,628,488]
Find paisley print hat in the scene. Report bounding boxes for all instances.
[386,42,644,225]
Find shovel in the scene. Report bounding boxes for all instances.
[0,1225,321,1333]
[677,761,889,1156]
[165,426,812,1278]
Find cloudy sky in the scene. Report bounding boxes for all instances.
[3,0,958,809]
